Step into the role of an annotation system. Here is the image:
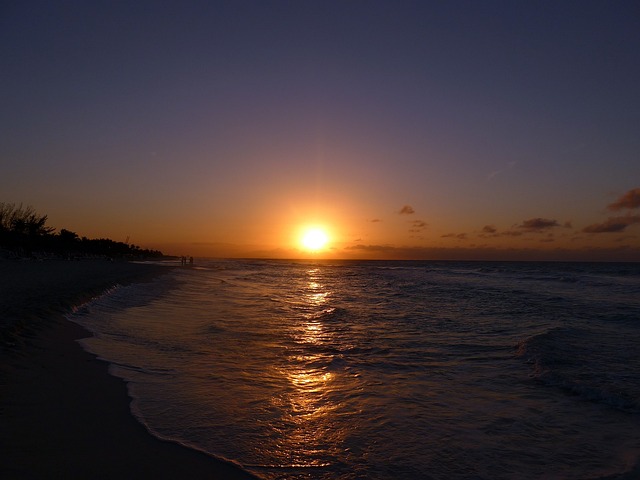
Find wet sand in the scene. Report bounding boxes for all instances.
[0,259,257,479]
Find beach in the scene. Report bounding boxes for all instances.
[0,259,256,479]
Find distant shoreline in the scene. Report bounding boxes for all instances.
[0,259,257,479]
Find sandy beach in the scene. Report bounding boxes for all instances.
[0,259,257,479]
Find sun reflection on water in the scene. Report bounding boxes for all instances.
[267,266,346,471]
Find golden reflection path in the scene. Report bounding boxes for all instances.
[270,267,346,470]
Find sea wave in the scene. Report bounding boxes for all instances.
[516,326,640,413]
[67,259,640,480]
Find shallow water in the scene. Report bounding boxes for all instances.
[70,260,640,479]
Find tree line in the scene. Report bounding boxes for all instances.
[0,202,163,259]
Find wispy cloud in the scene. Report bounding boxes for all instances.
[342,244,640,262]
[408,219,428,234]
[344,244,396,252]
[477,219,567,238]
[398,205,415,215]
[442,233,467,240]
[487,161,517,181]
[501,230,523,237]
[540,233,555,243]
[370,218,382,223]
[518,218,560,232]
[583,215,640,233]
[608,187,640,211]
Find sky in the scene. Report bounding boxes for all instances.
[1,0,639,261]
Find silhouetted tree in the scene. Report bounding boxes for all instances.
[58,228,79,243]
[0,202,164,259]
[0,203,52,235]
[0,203,54,254]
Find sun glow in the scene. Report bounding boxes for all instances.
[300,227,329,251]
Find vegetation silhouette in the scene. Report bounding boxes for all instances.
[0,202,163,259]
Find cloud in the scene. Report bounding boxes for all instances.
[442,233,467,240]
[518,218,560,232]
[540,233,555,243]
[407,219,428,234]
[581,189,640,234]
[370,218,382,223]
[582,215,640,233]
[487,161,517,181]
[478,220,568,239]
[344,244,396,252]
[399,205,415,215]
[340,244,640,262]
[501,230,523,237]
[614,235,637,243]
[608,188,640,211]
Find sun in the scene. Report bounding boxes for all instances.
[301,227,329,251]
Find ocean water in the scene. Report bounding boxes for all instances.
[69,260,640,479]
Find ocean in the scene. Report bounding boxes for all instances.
[68,260,640,479]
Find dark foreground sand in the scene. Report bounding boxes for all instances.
[0,259,257,479]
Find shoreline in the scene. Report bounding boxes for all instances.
[0,259,257,479]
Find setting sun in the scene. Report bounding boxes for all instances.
[300,227,329,251]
